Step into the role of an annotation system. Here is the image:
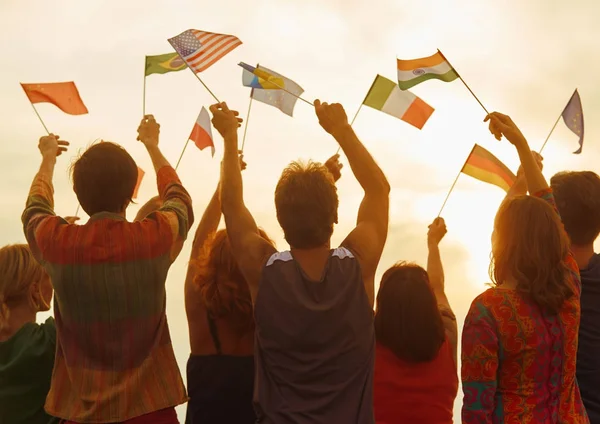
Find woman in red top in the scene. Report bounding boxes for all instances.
[374,217,458,424]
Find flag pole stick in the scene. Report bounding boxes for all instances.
[437,49,488,115]
[335,104,363,154]
[240,95,254,152]
[30,103,50,134]
[538,112,562,154]
[170,48,221,103]
[437,145,475,217]
[143,76,147,116]
[75,204,81,217]
[175,140,191,171]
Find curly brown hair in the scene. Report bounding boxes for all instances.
[491,195,573,314]
[192,228,274,332]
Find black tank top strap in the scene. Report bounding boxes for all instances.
[207,312,222,355]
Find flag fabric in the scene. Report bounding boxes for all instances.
[189,107,215,156]
[20,82,88,115]
[239,62,285,89]
[168,29,242,73]
[250,65,304,117]
[461,144,516,192]
[397,51,459,91]
[561,89,584,154]
[133,167,145,199]
[363,75,434,129]
[145,53,187,76]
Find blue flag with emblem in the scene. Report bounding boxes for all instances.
[561,89,584,154]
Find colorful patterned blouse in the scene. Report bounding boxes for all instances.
[22,166,194,423]
[461,188,589,424]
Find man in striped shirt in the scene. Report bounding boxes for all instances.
[22,115,193,423]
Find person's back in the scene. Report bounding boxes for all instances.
[551,171,600,423]
[374,220,458,424]
[213,99,389,423]
[22,117,194,423]
[255,247,374,422]
[0,244,58,424]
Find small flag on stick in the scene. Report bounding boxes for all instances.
[145,53,187,76]
[562,89,584,154]
[20,82,88,115]
[189,107,215,156]
[244,64,305,116]
[240,62,285,89]
[363,75,434,129]
[133,167,145,199]
[168,29,242,73]
[397,51,458,91]
[461,144,516,192]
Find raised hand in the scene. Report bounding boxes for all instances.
[238,151,247,171]
[314,99,349,136]
[210,102,243,139]
[427,217,447,247]
[137,115,160,148]
[38,134,69,158]
[324,153,343,182]
[484,112,527,147]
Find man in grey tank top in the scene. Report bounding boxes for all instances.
[210,99,390,423]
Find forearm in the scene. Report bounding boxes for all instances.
[38,155,56,181]
[146,145,171,172]
[427,243,445,293]
[189,186,221,261]
[220,133,244,214]
[504,178,527,200]
[516,142,548,193]
[333,126,390,194]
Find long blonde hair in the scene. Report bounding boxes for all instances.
[0,244,48,330]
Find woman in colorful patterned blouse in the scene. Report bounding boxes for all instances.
[461,112,589,423]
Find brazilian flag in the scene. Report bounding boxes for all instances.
[145,53,187,76]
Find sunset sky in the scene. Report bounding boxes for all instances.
[1,0,599,419]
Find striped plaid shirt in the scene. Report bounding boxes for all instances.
[22,166,194,423]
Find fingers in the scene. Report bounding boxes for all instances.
[314,99,321,107]
[221,102,230,112]
[57,140,70,146]
[209,104,220,114]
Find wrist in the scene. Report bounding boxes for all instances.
[145,144,161,155]
[427,240,440,249]
[41,154,57,165]
[330,123,354,140]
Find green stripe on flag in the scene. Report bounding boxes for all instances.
[363,75,397,110]
[145,52,187,76]
[397,69,459,90]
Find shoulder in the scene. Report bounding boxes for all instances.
[39,317,56,345]
[264,250,290,268]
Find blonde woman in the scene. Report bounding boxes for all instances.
[0,244,56,424]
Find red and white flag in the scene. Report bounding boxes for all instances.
[168,29,242,73]
[133,167,145,199]
[189,107,215,156]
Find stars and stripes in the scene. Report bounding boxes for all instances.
[168,29,242,73]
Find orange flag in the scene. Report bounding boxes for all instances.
[20,82,88,115]
[132,167,145,199]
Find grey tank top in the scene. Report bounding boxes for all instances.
[253,247,375,424]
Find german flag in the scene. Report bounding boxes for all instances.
[461,144,516,192]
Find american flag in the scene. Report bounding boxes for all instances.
[168,29,242,73]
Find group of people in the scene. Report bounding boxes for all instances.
[0,99,598,424]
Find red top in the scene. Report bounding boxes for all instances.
[374,339,458,424]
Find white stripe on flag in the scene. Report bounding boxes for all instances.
[397,61,452,81]
[381,86,417,119]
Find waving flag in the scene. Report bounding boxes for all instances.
[168,29,242,73]
[363,75,434,129]
[397,51,458,90]
[189,107,215,156]
[20,82,88,115]
[145,53,187,76]
[239,62,285,89]
[561,89,584,154]
[248,65,304,117]
[461,145,515,192]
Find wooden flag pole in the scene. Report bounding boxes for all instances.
[335,104,363,154]
[30,103,50,134]
[437,49,489,115]
[175,139,191,171]
[240,95,254,152]
[538,112,562,155]
[437,145,475,217]
[192,72,220,103]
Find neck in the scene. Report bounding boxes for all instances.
[571,243,595,270]
[0,303,36,341]
[290,243,331,256]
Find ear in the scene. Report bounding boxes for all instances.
[28,282,41,311]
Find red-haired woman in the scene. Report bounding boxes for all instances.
[461,112,589,423]
[373,217,458,423]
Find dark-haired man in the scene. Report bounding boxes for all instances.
[212,100,389,423]
[551,170,600,424]
[22,115,193,423]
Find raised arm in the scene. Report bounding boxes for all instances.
[315,100,390,306]
[210,103,276,301]
[427,217,457,362]
[22,134,70,263]
[502,151,544,201]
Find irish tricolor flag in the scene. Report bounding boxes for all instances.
[461,144,516,192]
[189,106,215,156]
[363,75,434,129]
[397,51,459,91]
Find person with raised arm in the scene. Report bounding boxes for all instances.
[22,115,194,424]
[461,112,589,423]
[373,217,458,423]
[210,99,389,424]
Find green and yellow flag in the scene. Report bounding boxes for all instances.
[145,53,187,76]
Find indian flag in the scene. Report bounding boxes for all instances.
[363,75,434,129]
[397,51,458,91]
[461,144,516,192]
